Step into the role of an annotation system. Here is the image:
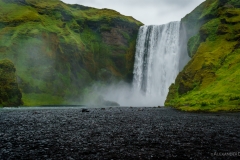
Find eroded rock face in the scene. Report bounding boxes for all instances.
[101,18,139,53]
[101,28,128,48]
[0,59,23,107]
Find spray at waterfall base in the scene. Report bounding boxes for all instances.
[85,22,189,107]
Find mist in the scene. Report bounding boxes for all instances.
[83,81,164,107]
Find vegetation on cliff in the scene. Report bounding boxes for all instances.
[166,0,240,112]
[0,59,23,107]
[0,0,142,106]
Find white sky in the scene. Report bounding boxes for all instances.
[61,0,205,25]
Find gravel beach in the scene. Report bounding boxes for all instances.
[0,107,240,159]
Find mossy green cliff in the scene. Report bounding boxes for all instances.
[166,0,240,112]
[0,0,142,106]
[0,59,22,107]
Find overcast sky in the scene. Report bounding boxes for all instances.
[61,0,205,25]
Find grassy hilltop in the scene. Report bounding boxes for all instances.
[166,0,240,112]
[0,0,142,106]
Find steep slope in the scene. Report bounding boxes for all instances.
[0,0,142,106]
[166,0,240,112]
[0,59,22,107]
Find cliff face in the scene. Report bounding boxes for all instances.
[166,0,240,112]
[0,59,23,107]
[0,0,142,105]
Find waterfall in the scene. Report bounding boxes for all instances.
[100,21,183,107]
[132,22,181,106]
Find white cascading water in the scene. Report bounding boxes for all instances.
[99,21,181,106]
[132,21,180,106]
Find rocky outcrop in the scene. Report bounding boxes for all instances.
[0,59,23,107]
[165,0,240,112]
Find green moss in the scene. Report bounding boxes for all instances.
[22,93,64,106]
[166,0,240,112]
[176,105,240,112]
[100,25,111,32]
[188,34,201,57]
[200,0,218,19]
[0,0,142,106]
[0,59,23,106]
[119,30,131,40]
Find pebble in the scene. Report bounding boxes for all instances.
[0,107,239,159]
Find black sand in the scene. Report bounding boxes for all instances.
[0,107,240,159]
